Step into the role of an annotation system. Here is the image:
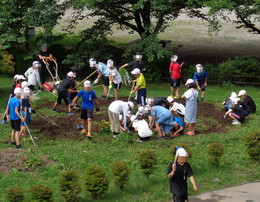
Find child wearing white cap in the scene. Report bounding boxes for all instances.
[238,90,256,113]
[20,87,32,137]
[167,96,186,119]
[181,79,198,135]
[167,147,198,202]
[24,61,42,93]
[6,88,25,149]
[193,64,208,102]
[169,55,182,99]
[130,115,152,142]
[71,80,99,138]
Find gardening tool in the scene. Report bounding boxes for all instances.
[74,70,98,89]
[42,59,61,84]
[42,85,58,98]
[92,84,103,89]
[1,94,12,125]
[128,82,135,102]
[20,113,36,146]
[34,109,59,128]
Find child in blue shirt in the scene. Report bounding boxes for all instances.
[6,88,25,149]
[20,87,32,137]
[170,116,184,137]
[72,80,99,138]
[193,64,208,102]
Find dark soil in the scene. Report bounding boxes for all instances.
[0,148,55,174]
[32,97,232,140]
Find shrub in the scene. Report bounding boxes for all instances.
[5,186,25,202]
[111,161,131,190]
[30,184,53,202]
[25,149,42,169]
[0,50,15,75]
[59,170,81,202]
[243,131,260,160]
[139,149,157,180]
[170,143,193,161]
[207,142,224,167]
[84,165,109,199]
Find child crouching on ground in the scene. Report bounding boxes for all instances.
[130,115,152,142]
[20,87,32,137]
[167,148,198,202]
[71,80,99,138]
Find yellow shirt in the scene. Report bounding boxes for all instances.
[136,73,146,89]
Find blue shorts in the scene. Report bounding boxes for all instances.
[137,88,147,106]
[21,111,31,126]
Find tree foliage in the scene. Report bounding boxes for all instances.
[0,50,15,75]
[111,161,131,190]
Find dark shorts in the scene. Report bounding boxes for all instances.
[198,83,206,91]
[80,108,94,120]
[57,91,69,105]
[11,119,21,131]
[138,135,151,141]
[114,82,122,90]
[137,88,147,106]
[170,78,181,88]
[173,195,186,202]
[103,76,109,86]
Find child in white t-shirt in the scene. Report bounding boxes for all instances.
[130,115,152,142]
[107,59,123,100]
[167,97,186,119]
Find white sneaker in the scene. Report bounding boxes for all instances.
[232,121,241,125]
[135,96,137,100]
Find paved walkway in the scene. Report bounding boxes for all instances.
[189,182,260,202]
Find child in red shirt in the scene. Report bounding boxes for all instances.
[169,55,182,99]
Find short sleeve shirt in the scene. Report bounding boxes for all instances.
[169,62,181,79]
[109,68,122,84]
[77,90,97,109]
[184,89,198,100]
[132,119,153,138]
[128,60,144,71]
[173,117,183,127]
[167,161,194,198]
[8,97,20,120]
[136,73,146,89]
[58,78,73,93]
[193,70,208,84]
[97,62,110,77]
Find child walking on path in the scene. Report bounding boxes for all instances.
[72,80,99,138]
[167,148,198,202]
[182,79,198,136]
[6,88,25,149]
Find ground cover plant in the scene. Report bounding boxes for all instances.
[0,76,260,201]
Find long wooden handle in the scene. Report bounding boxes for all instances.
[128,83,135,102]
[74,70,98,89]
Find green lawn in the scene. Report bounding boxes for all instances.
[0,76,260,202]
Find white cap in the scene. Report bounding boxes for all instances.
[185,79,194,85]
[238,90,247,96]
[196,64,203,73]
[171,55,178,62]
[126,111,132,117]
[33,61,40,65]
[231,97,240,105]
[229,92,238,99]
[14,88,22,95]
[14,74,19,80]
[23,87,31,95]
[176,148,188,157]
[167,96,174,103]
[131,68,140,75]
[130,115,137,122]
[67,71,75,78]
[128,101,134,109]
[89,58,96,67]
[17,75,25,80]
[21,81,29,89]
[138,106,145,115]
[146,98,154,105]
[135,54,142,59]
[107,59,114,68]
[84,80,91,87]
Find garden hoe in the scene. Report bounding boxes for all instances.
[74,70,98,89]
[128,82,135,102]
[20,113,36,146]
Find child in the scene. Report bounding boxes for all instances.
[71,80,99,138]
[52,71,75,115]
[222,92,237,112]
[20,87,32,137]
[224,98,247,125]
[6,88,25,149]
[238,90,256,113]
[150,105,174,140]
[167,97,186,119]
[169,55,182,99]
[24,61,42,93]
[90,58,110,99]
[130,115,153,142]
[193,64,208,102]
[130,68,147,106]
[181,79,198,135]
[107,59,123,100]
[170,116,184,138]
[167,148,198,202]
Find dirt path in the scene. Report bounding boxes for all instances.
[189,182,260,202]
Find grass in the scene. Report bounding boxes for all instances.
[0,76,260,201]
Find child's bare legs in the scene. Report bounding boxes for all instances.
[176,87,180,97]
[228,113,239,122]
[190,123,195,132]
[201,91,205,99]
[11,130,15,143]
[155,123,163,137]
[67,104,71,113]
[170,87,175,97]
[103,85,108,96]
[114,89,119,100]
[87,118,92,134]
[53,102,58,110]
[19,126,26,137]
[15,131,20,146]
